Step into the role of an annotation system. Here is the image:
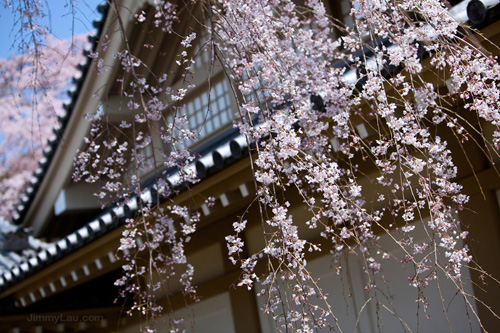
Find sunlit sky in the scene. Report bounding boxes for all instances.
[0,0,104,59]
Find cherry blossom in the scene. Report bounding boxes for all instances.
[4,0,500,331]
[0,35,87,219]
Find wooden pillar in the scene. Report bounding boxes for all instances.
[220,219,262,333]
[462,188,500,331]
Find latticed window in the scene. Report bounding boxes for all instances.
[167,78,233,147]
[167,25,235,148]
[192,30,211,71]
[185,79,232,141]
[340,0,360,27]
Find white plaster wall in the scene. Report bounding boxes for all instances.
[256,222,480,332]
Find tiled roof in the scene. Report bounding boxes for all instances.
[0,127,252,292]
[0,218,48,287]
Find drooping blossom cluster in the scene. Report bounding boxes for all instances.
[72,1,207,330]
[212,0,500,330]
[113,205,201,323]
[3,0,48,56]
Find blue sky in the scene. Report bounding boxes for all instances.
[0,0,104,58]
